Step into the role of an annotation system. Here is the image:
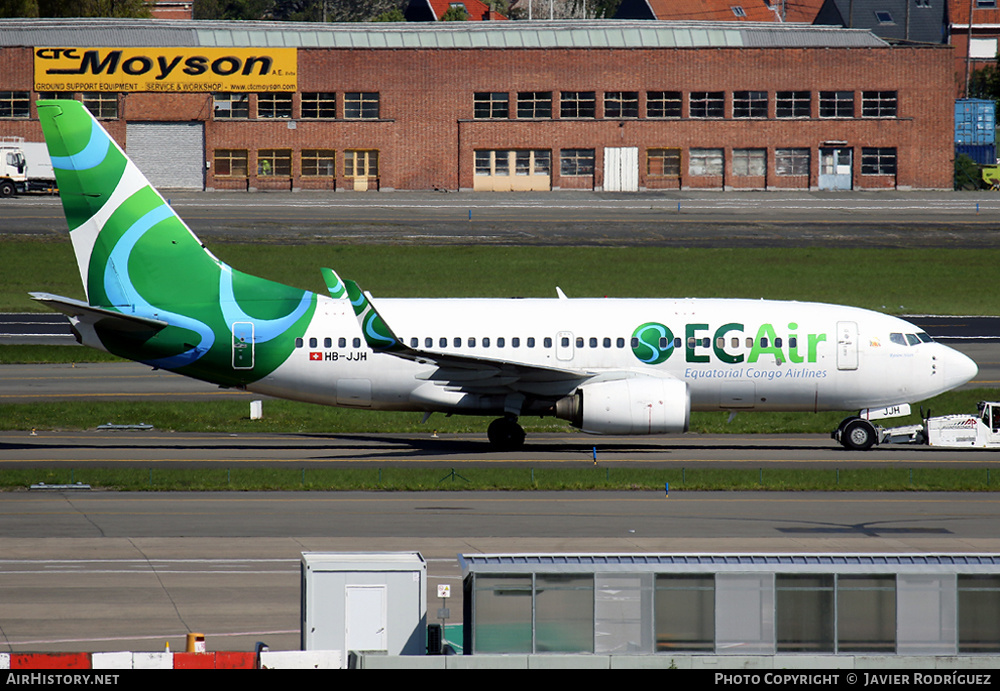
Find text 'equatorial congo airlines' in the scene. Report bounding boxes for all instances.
[31,100,978,451]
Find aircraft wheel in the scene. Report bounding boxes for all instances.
[841,419,877,451]
[487,417,526,451]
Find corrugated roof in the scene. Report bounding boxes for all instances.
[459,553,1000,575]
[0,17,888,49]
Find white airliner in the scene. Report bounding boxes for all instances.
[30,99,979,451]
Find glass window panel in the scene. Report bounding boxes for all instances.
[301,92,336,119]
[776,148,809,176]
[344,92,379,119]
[517,91,551,119]
[733,90,767,118]
[838,575,896,653]
[655,574,714,651]
[473,576,533,653]
[647,91,681,118]
[959,575,1000,652]
[301,149,335,177]
[0,91,30,118]
[213,92,249,119]
[257,92,292,119]
[535,574,594,653]
[560,91,596,118]
[776,575,834,652]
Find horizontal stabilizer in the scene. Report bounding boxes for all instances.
[30,292,168,334]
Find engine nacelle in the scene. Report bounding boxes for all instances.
[555,377,690,435]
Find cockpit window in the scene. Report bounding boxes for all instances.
[905,333,920,346]
[917,332,933,343]
[890,333,907,346]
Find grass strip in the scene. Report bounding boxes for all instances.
[4,241,1000,315]
[4,467,999,492]
[0,389,993,435]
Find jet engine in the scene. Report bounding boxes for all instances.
[554,376,690,435]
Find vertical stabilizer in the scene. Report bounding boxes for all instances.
[36,100,315,378]
[37,99,214,308]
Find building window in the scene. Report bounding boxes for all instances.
[345,149,378,177]
[301,92,336,119]
[536,574,594,653]
[959,575,1000,652]
[970,38,999,59]
[473,575,533,653]
[655,575,715,651]
[517,91,552,119]
[689,92,724,118]
[819,91,854,118]
[302,149,336,177]
[862,91,897,118]
[874,10,894,23]
[689,148,724,176]
[861,147,896,175]
[977,0,996,7]
[81,92,118,119]
[647,148,681,177]
[517,149,550,175]
[257,149,291,177]
[777,575,834,652]
[257,93,292,119]
[776,91,810,118]
[213,93,249,119]
[733,148,766,176]
[476,150,511,176]
[647,91,682,118]
[604,91,639,118]
[560,149,594,176]
[344,92,380,120]
[733,91,767,119]
[474,92,509,119]
[775,148,810,176]
[0,91,30,119]
[560,91,596,119]
[214,149,248,177]
[838,576,896,653]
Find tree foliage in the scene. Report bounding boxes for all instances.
[3,0,152,17]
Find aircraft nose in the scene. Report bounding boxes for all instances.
[941,346,978,389]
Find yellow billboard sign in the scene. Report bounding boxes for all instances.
[34,47,297,92]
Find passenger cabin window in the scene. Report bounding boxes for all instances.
[353,338,361,348]
[543,337,552,348]
[512,337,520,347]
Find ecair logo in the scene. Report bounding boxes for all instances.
[36,48,277,80]
[631,321,828,365]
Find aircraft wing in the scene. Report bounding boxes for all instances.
[30,292,168,336]
[320,268,591,397]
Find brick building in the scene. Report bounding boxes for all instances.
[0,18,954,191]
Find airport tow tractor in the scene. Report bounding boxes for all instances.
[833,401,1000,449]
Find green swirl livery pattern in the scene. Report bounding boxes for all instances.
[344,279,402,352]
[37,100,316,386]
[631,322,675,364]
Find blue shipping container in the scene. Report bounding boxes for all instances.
[956,143,997,166]
[956,99,996,145]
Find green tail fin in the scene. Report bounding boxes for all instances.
[37,99,315,375]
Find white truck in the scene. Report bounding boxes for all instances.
[0,137,56,196]
[834,401,1000,449]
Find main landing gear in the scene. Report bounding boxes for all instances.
[487,416,526,451]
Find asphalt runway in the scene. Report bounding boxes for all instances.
[1,491,999,653]
[6,191,1000,247]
